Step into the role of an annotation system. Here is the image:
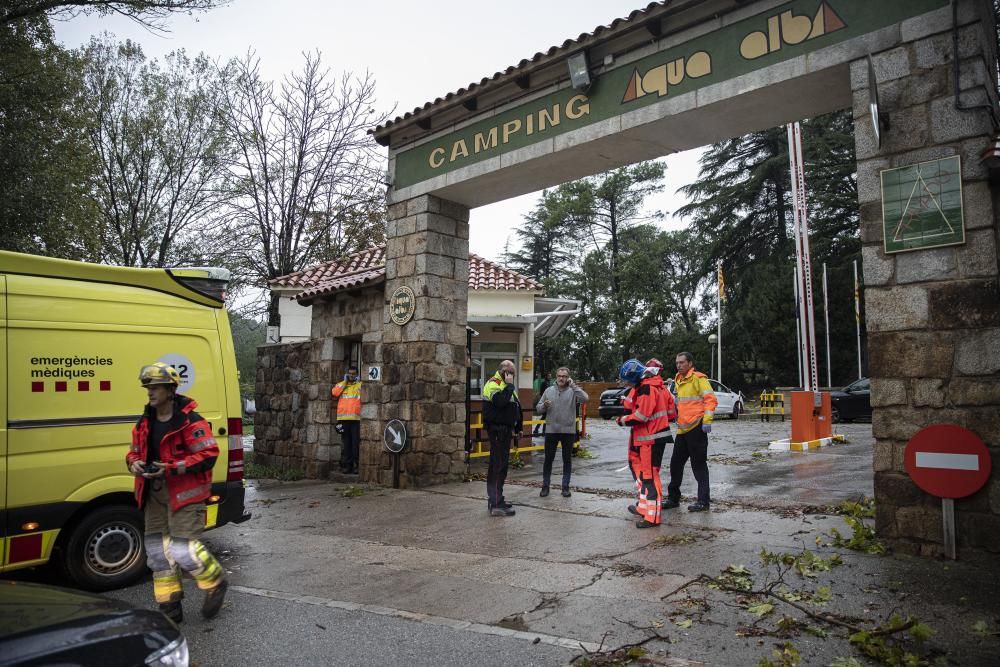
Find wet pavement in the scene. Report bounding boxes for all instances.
[511,417,875,508]
[18,418,1000,666]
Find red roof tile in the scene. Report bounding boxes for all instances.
[468,253,542,291]
[270,247,386,288]
[274,246,542,303]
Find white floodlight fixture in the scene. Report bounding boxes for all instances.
[567,51,591,92]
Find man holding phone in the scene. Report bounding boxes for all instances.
[536,367,588,497]
[332,365,362,474]
[482,359,522,516]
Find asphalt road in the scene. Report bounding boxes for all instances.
[15,420,1000,667]
[511,416,875,506]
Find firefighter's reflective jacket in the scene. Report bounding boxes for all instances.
[619,374,674,444]
[127,395,219,512]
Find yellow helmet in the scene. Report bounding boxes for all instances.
[139,362,181,387]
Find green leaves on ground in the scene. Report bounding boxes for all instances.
[340,485,365,497]
[827,498,885,554]
[828,658,863,667]
[747,602,775,617]
[760,548,843,578]
[971,620,1000,638]
[708,564,754,592]
[848,615,938,666]
[758,641,802,667]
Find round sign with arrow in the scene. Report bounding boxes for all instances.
[383,419,407,454]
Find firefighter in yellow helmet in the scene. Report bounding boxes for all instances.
[126,362,227,623]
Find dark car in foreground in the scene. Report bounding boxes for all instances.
[830,377,872,423]
[0,581,188,667]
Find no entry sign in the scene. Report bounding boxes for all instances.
[904,424,991,499]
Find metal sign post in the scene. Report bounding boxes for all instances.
[787,121,819,392]
[383,419,407,489]
[904,424,991,559]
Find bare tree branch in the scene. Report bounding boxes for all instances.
[2,1,227,33]
[218,50,390,325]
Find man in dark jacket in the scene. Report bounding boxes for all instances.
[482,359,522,516]
[127,362,227,623]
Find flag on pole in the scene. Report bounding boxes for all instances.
[718,263,726,302]
[854,272,861,324]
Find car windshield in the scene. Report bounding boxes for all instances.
[845,378,870,392]
[710,380,731,394]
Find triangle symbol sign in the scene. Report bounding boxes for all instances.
[822,2,846,33]
[622,69,642,103]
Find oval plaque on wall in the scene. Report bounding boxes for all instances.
[389,285,416,325]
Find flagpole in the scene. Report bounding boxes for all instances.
[823,262,831,388]
[854,259,863,379]
[717,260,722,384]
[794,268,802,389]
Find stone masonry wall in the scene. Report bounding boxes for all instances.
[368,194,470,487]
[255,286,384,479]
[853,1,1000,555]
[254,340,326,477]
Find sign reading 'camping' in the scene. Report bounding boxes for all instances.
[392,0,947,190]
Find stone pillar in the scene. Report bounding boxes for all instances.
[852,2,1000,555]
[361,194,470,487]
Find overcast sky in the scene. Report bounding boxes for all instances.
[54,0,704,262]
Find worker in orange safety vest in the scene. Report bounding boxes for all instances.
[665,352,718,512]
[332,365,362,474]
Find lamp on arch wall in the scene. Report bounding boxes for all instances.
[567,51,591,92]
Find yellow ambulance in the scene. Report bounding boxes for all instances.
[0,250,250,590]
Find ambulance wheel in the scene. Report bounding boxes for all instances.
[61,505,147,591]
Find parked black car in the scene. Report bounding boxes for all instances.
[598,380,683,420]
[0,581,188,667]
[598,386,629,419]
[830,377,872,423]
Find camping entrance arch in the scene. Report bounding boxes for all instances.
[370,0,1000,555]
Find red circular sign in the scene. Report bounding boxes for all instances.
[904,424,991,499]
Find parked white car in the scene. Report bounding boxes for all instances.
[665,378,744,419]
[708,379,744,419]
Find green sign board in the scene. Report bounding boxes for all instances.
[880,156,965,253]
[393,0,947,190]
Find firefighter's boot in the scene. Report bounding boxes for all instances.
[201,579,228,619]
[159,601,183,623]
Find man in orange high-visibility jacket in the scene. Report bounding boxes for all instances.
[332,365,362,474]
[665,352,717,512]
